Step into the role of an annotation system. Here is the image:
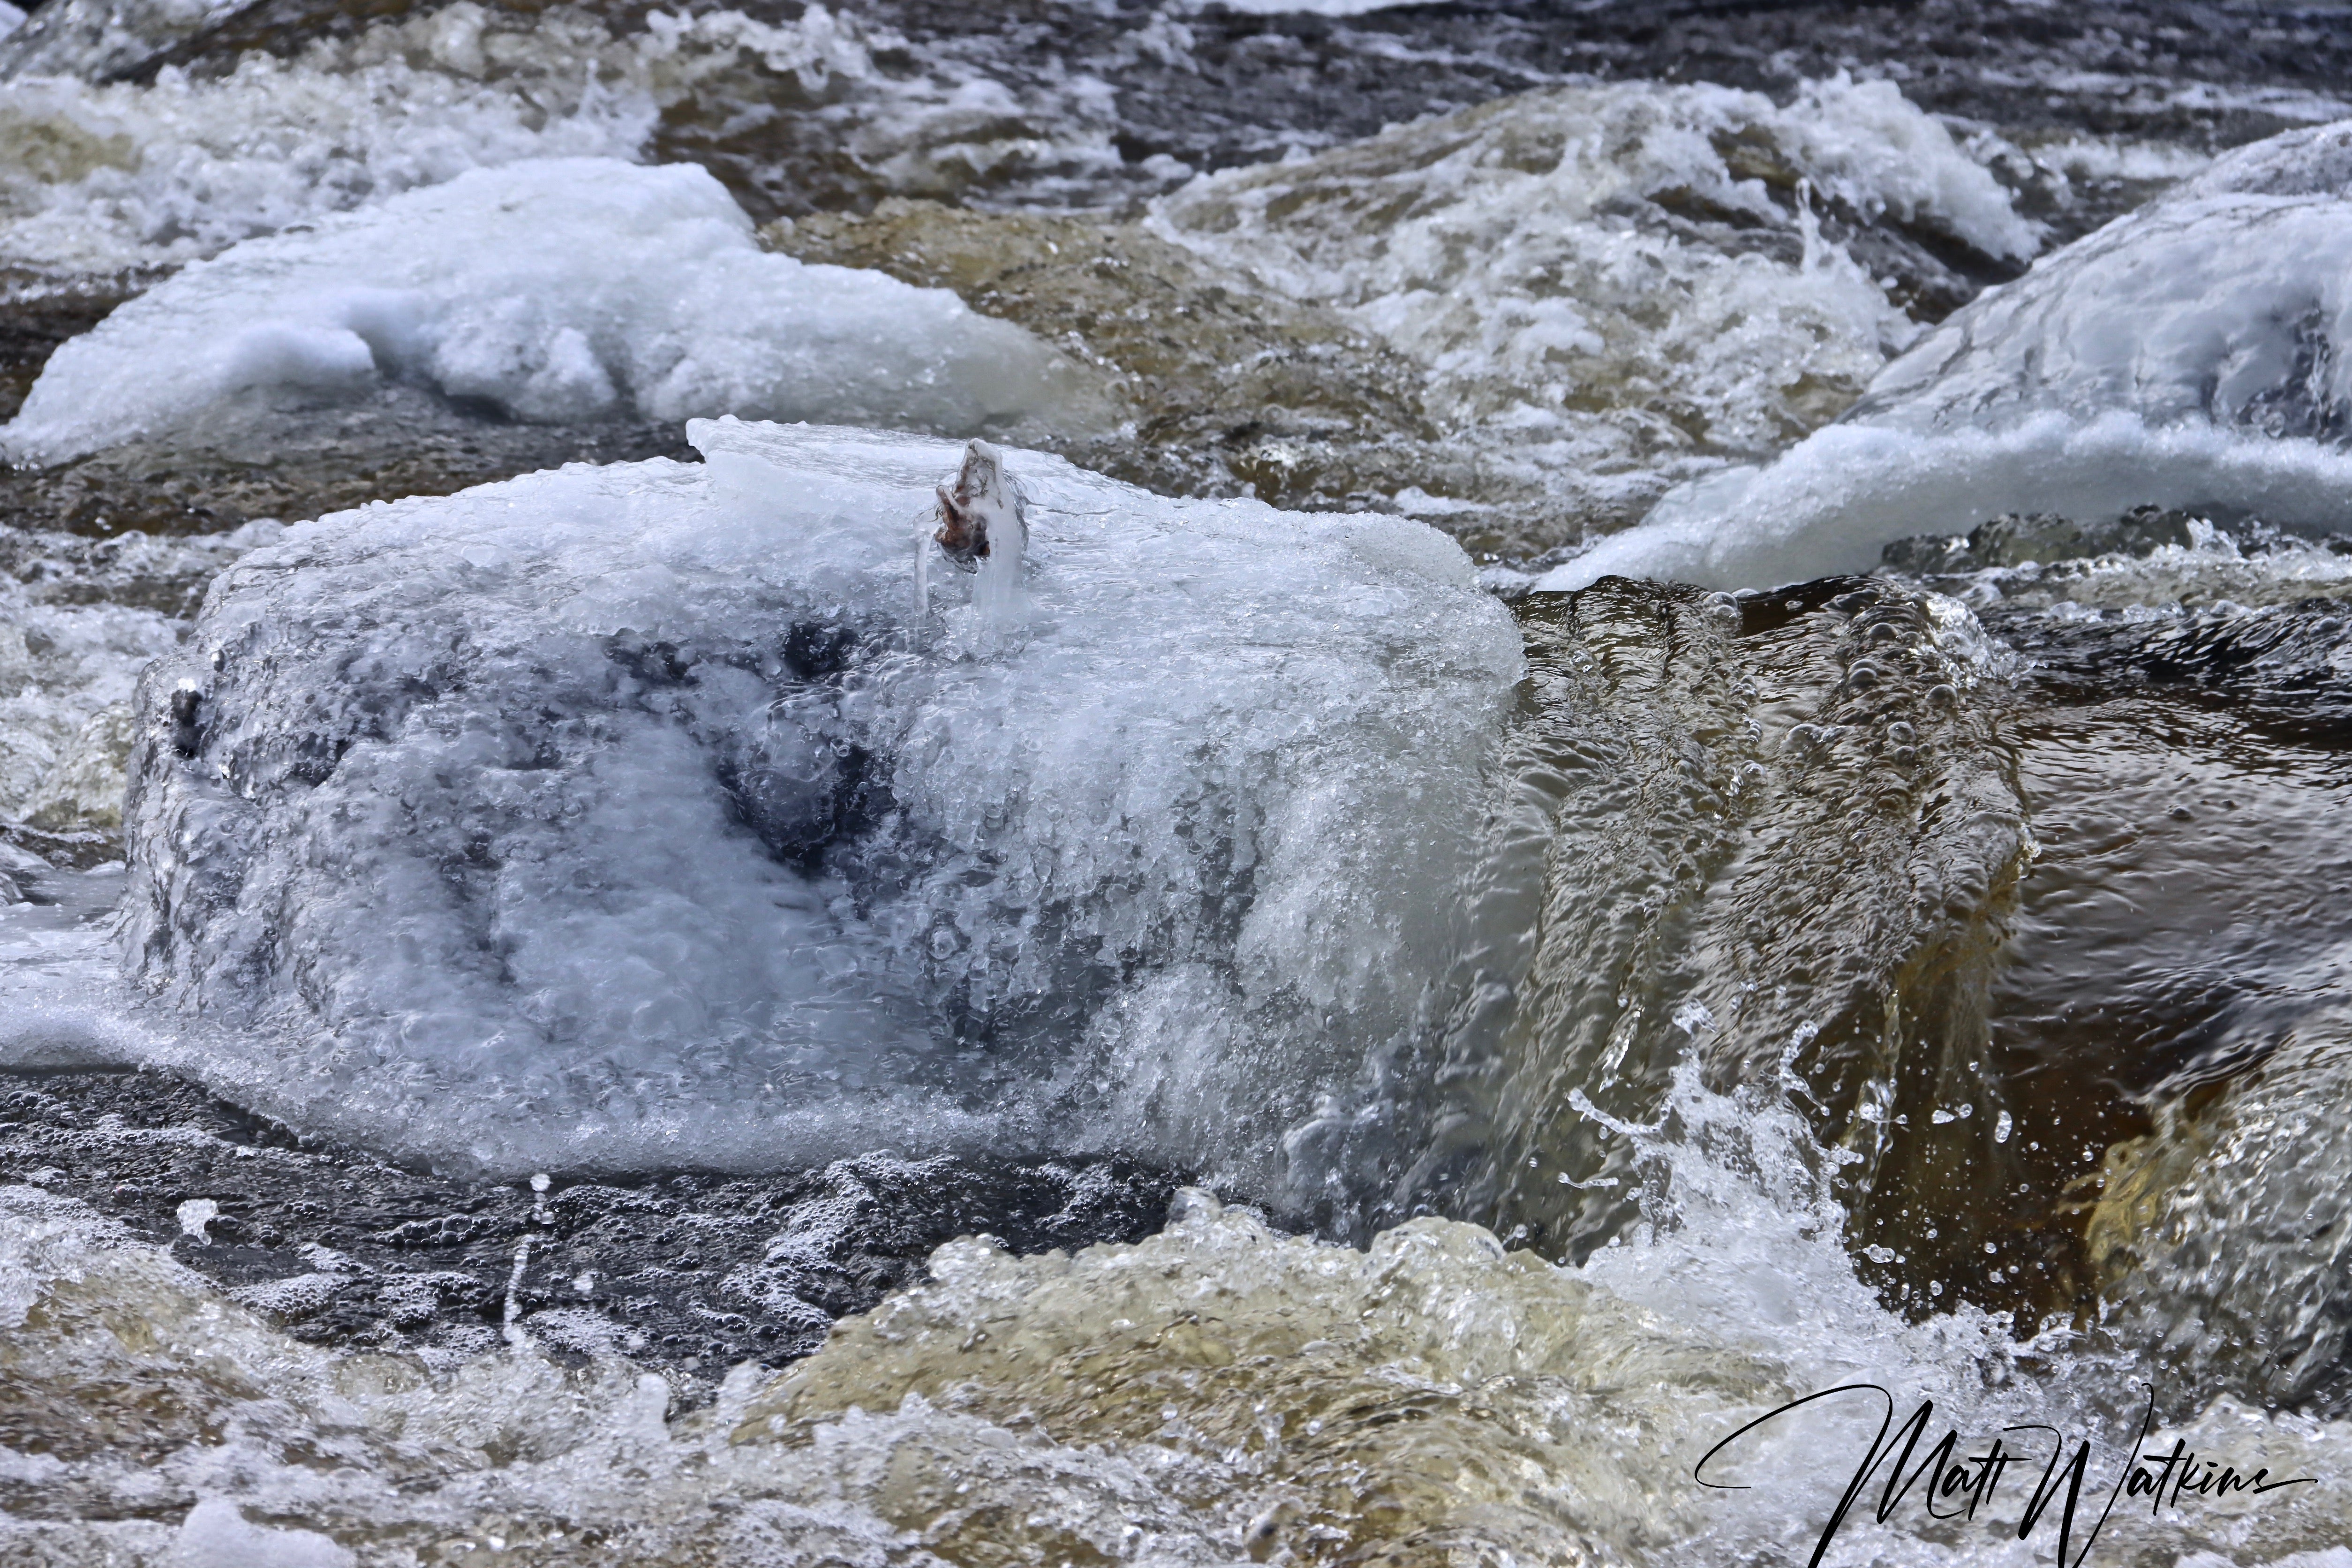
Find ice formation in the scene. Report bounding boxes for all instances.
[1551,121,2352,589]
[115,420,1519,1178]
[4,159,1092,464]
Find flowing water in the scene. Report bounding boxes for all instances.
[6,1,2352,1563]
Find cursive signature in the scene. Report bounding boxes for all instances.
[1695,1384,2316,1567]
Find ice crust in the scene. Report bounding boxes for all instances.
[5,159,1089,465]
[117,421,1520,1177]
[1550,121,2352,589]
[1849,121,2352,442]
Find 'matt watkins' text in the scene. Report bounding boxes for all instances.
[1696,1384,2314,1566]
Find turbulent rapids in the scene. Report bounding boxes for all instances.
[6,0,2352,1564]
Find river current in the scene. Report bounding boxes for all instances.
[4,1,2352,1564]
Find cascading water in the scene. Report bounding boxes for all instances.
[6,2,2352,1564]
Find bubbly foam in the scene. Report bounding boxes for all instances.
[0,1,1148,279]
[0,6,658,275]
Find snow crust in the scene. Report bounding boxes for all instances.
[1548,121,2352,589]
[5,159,1090,464]
[118,422,1520,1178]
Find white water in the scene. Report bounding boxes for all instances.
[6,1066,2349,1567]
[0,1,1133,274]
[1150,75,2034,531]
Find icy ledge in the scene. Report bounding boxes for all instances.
[114,421,1520,1180]
[1550,121,2352,590]
[1,158,1099,466]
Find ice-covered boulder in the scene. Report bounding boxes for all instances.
[1550,121,2352,589]
[2,158,1096,465]
[119,421,1520,1178]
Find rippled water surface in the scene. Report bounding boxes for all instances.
[7,1,2352,1564]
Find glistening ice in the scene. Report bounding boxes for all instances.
[109,420,1519,1180]
[1549,120,2352,590]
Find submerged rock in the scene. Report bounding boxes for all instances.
[764,198,1456,530]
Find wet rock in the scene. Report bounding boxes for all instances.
[1389,575,2039,1314]
[0,391,701,537]
[0,271,145,423]
[763,199,1454,526]
[0,1068,1184,1385]
[1881,504,2201,573]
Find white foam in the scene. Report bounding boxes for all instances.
[0,10,658,275]
[168,1498,354,1568]
[3,158,1095,463]
[1548,121,2352,590]
[0,0,249,80]
[0,2,1135,276]
[109,421,1520,1179]
[9,1065,2348,1568]
[1148,75,2033,526]
[1175,0,1418,14]
[0,579,186,829]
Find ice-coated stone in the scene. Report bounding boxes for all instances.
[1550,121,2352,589]
[3,158,1096,465]
[118,420,1520,1178]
